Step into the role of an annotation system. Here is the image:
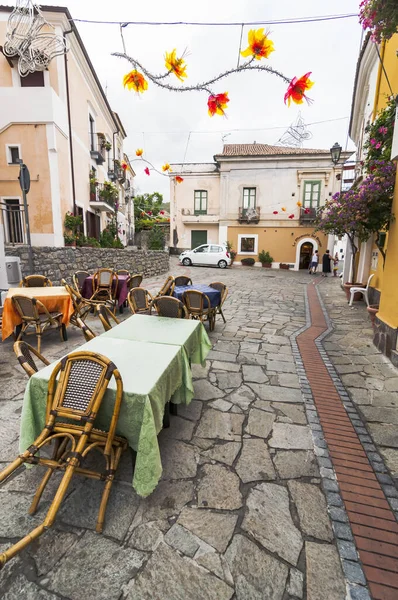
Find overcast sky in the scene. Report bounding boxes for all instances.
[5,1,364,200]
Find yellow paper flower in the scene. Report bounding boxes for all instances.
[165,49,188,82]
[241,28,275,60]
[296,201,302,207]
[281,206,286,212]
[162,163,172,172]
[136,148,143,156]
[123,70,148,93]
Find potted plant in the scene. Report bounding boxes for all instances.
[259,250,274,268]
[226,241,237,265]
[64,234,76,247]
[367,304,379,328]
[241,257,255,266]
[279,263,290,270]
[103,141,112,152]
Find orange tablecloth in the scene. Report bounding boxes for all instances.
[2,287,74,341]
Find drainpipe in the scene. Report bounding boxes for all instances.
[63,29,77,217]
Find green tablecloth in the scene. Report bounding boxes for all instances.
[20,337,194,497]
[102,314,212,366]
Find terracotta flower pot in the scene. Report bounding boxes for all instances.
[343,283,364,302]
[261,263,272,268]
[367,305,379,328]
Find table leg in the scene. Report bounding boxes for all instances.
[163,402,170,428]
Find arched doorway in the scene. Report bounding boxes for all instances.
[299,242,313,270]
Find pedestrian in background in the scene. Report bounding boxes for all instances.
[322,250,333,277]
[309,250,319,275]
[333,252,339,277]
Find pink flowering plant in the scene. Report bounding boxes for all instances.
[359,0,398,41]
[363,98,396,167]
[315,160,396,280]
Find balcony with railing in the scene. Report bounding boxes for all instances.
[299,207,317,224]
[0,201,27,245]
[238,206,260,223]
[90,134,107,165]
[89,183,115,212]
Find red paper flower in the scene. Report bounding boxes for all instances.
[284,72,314,107]
[175,176,184,183]
[304,208,311,214]
[159,210,165,215]
[273,210,279,214]
[208,92,229,117]
[288,214,295,219]
[121,161,128,171]
[144,167,150,176]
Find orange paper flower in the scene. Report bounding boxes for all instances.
[165,49,188,82]
[296,201,302,207]
[175,176,184,183]
[241,28,275,60]
[281,207,286,212]
[284,72,314,106]
[136,148,143,156]
[162,163,172,172]
[208,92,229,117]
[123,70,148,93]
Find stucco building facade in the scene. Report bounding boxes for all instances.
[170,144,350,270]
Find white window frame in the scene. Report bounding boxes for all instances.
[6,144,22,165]
[238,234,258,255]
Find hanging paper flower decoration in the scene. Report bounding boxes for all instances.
[281,207,286,212]
[162,163,172,172]
[304,208,311,214]
[175,176,184,183]
[241,28,275,60]
[296,201,302,207]
[123,70,148,93]
[141,212,145,217]
[136,149,144,156]
[208,92,229,117]
[164,49,188,82]
[159,210,165,215]
[284,72,314,106]
[121,161,128,171]
[147,211,152,216]
[144,167,150,175]
[273,210,279,214]
[288,214,295,219]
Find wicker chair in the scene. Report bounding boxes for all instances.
[174,276,192,287]
[97,305,120,332]
[92,269,118,312]
[13,341,50,378]
[62,280,93,326]
[0,351,128,567]
[183,290,215,331]
[12,295,67,353]
[127,273,143,290]
[155,275,175,298]
[116,269,131,277]
[209,282,228,324]
[19,275,52,288]
[128,288,154,315]
[150,296,188,319]
[73,270,90,293]
[76,317,97,341]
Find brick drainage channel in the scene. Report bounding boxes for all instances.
[291,280,398,600]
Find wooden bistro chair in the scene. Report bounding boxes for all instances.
[155,275,175,298]
[19,275,52,288]
[150,296,188,319]
[13,341,50,378]
[97,305,120,332]
[76,317,97,341]
[174,275,192,287]
[128,288,153,315]
[92,269,118,313]
[73,270,90,293]
[12,295,67,353]
[116,269,131,277]
[62,280,93,327]
[209,282,228,324]
[127,273,143,291]
[183,289,215,331]
[0,351,128,568]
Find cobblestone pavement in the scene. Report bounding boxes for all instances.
[0,259,396,599]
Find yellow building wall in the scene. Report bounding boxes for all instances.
[0,22,12,87]
[227,225,329,264]
[0,124,53,234]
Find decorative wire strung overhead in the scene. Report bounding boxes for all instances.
[3,0,69,77]
[275,113,313,148]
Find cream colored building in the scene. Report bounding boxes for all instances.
[170,144,351,269]
[0,5,132,247]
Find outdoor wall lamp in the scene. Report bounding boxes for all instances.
[330,142,342,165]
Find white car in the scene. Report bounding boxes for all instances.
[179,244,231,269]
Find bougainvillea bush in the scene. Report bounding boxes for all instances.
[363,97,396,167]
[359,0,398,41]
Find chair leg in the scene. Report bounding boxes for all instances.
[96,446,123,533]
[219,308,226,324]
[29,438,67,515]
[348,291,354,307]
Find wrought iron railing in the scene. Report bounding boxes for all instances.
[0,201,27,244]
[89,183,115,209]
[238,206,260,223]
[299,207,317,223]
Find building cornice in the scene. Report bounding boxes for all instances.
[349,35,378,144]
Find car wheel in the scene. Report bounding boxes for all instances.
[182,257,192,266]
[218,260,227,269]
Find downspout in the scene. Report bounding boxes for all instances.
[63,29,77,216]
[372,40,386,120]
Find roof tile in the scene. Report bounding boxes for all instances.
[217,144,331,157]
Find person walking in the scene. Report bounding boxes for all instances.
[333,252,339,277]
[322,250,333,277]
[308,250,319,274]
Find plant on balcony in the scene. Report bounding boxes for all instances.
[359,0,398,41]
[259,250,274,267]
[103,141,112,152]
[241,257,255,266]
[99,181,119,205]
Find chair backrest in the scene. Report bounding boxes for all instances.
[128,288,153,314]
[93,269,115,289]
[128,274,143,289]
[13,340,50,378]
[12,295,39,320]
[97,305,120,331]
[158,276,175,297]
[46,352,123,452]
[183,290,210,315]
[209,282,228,306]
[73,271,89,292]
[174,276,192,287]
[76,317,96,341]
[117,269,131,277]
[20,275,52,288]
[151,296,188,319]
[62,279,83,310]
[365,273,375,291]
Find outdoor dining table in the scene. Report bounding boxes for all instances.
[19,336,194,497]
[1,287,74,342]
[81,274,130,308]
[173,284,221,309]
[101,314,212,367]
